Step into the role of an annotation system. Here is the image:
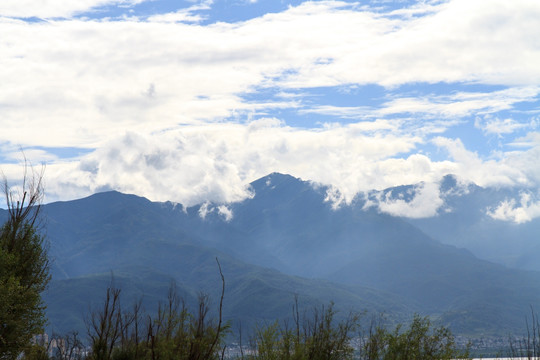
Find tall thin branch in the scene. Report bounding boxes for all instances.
[205,257,226,359]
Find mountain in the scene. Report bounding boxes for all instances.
[39,186,410,335]
[12,173,540,336]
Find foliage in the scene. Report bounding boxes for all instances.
[0,164,50,360]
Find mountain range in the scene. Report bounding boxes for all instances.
[2,172,540,337]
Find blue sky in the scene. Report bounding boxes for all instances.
[1,0,540,221]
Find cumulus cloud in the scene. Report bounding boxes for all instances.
[487,192,540,223]
[24,125,539,212]
[35,121,445,206]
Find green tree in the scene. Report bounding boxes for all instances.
[0,165,50,360]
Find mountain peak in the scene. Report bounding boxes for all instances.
[242,172,329,210]
[257,172,299,183]
[440,174,459,192]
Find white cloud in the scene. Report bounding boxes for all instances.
[148,1,213,23]
[25,125,540,209]
[487,192,540,223]
[198,202,211,219]
[4,123,539,216]
[217,205,233,221]
[502,133,540,187]
[299,105,373,119]
[148,11,205,24]
[324,186,346,210]
[303,87,540,121]
[278,0,540,88]
[35,122,439,206]
[475,117,525,136]
[432,137,530,187]
[367,182,444,218]
[379,87,540,118]
[1,1,540,149]
[197,202,234,221]
[474,115,538,136]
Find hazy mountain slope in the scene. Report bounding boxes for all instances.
[43,270,186,336]
[43,241,411,335]
[42,191,204,278]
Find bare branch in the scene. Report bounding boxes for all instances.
[205,257,226,359]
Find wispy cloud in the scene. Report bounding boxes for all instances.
[475,116,528,136]
[301,86,540,121]
[379,87,540,118]
[147,1,213,23]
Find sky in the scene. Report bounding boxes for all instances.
[1,0,540,221]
